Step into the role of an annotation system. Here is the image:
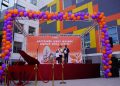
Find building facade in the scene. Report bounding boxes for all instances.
[0,0,39,61]
[38,0,120,62]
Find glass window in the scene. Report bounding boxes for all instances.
[29,26,35,35]
[13,41,22,53]
[30,0,37,5]
[63,0,72,9]
[108,26,119,44]
[16,4,25,10]
[76,0,84,4]
[14,23,24,34]
[51,4,56,12]
[0,34,2,53]
[0,22,4,31]
[84,33,90,48]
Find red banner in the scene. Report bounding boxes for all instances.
[26,35,82,63]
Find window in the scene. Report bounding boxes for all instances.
[30,0,37,5]
[14,23,24,34]
[29,26,35,35]
[108,26,119,44]
[0,34,2,53]
[40,6,50,12]
[13,41,22,53]
[84,33,90,48]
[16,4,25,10]
[0,22,4,31]
[76,0,84,4]
[63,0,72,9]
[51,4,56,12]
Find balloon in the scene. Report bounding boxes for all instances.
[5,56,9,60]
[108,72,112,77]
[0,66,2,70]
[0,70,3,75]
[108,60,112,64]
[2,64,6,69]
[106,69,110,73]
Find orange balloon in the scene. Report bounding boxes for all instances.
[9,9,14,14]
[2,39,6,43]
[63,15,67,19]
[4,49,9,54]
[19,12,24,16]
[103,65,107,70]
[7,25,12,29]
[14,9,18,14]
[108,60,112,64]
[7,13,12,17]
[77,16,80,20]
[84,15,89,19]
[108,72,112,77]
[47,14,51,19]
[4,16,8,20]
[0,66,2,70]
[1,53,6,58]
[29,13,33,17]
[71,14,75,18]
[102,50,106,54]
[101,35,105,39]
[105,40,109,43]
[73,17,76,21]
[2,31,7,34]
[108,54,112,58]
[108,65,112,69]
[2,35,6,39]
[45,11,49,15]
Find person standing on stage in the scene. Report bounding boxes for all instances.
[63,45,70,64]
[56,45,63,64]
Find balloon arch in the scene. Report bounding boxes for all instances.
[0,9,113,79]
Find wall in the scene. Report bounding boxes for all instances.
[39,0,120,55]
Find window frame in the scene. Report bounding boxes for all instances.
[76,0,84,4]
[108,26,119,45]
[13,41,22,53]
[63,0,72,10]
[28,26,36,35]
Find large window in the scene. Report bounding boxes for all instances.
[16,4,25,10]
[108,26,119,44]
[76,0,84,4]
[13,41,22,53]
[14,23,24,34]
[29,26,35,35]
[84,33,90,48]
[63,0,72,9]
[0,22,3,31]
[51,4,56,12]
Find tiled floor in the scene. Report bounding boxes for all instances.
[3,77,120,86]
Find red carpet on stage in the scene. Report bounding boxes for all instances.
[8,64,100,81]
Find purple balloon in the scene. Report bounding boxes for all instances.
[102,43,106,46]
[106,69,110,73]
[2,64,6,69]
[5,56,9,60]
[101,39,105,42]
[105,58,110,62]
[103,25,107,28]
[102,60,106,64]
[103,54,108,58]
[0,70,3,75]
[24,12,28,17]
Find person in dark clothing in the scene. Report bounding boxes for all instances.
[111,56,119,77]
[63,45,70,64]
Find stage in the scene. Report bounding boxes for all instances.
[8,64,100,81]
